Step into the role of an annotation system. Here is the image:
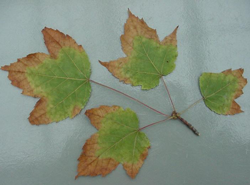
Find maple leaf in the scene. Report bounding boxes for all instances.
[100,10,178,90]
[1,28,91,125]
[199,68,247,115]
[76,105,150,179]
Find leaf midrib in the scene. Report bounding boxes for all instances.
[204,82,232,99]
[44,29,88,79]
[29,72,87,81]
[98,130,138,159]
[8,70,87,81]
[49,81,88,109]
[105,116,138,130]
[139,37,161,75]
[29,80,89,122]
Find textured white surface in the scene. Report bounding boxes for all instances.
[0,0,250,185]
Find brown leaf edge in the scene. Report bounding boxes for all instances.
[222,68,247,115]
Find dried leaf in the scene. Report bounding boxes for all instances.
[199,68,247,115]
[76,105,150,179]
[100,10,178,90]
[1,28,91,124]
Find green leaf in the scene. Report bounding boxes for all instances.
[199,69,247,115]
[100,10,178,90]
[1,28,91,124]
[76,105,150,179]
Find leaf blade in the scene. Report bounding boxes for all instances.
[1,28,91,124]
[77,105,150,178]
[100,11,178,90]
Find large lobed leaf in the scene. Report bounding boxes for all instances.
[1,28,91,125]
[76,105,150,179]
[199,68,247,115]
[100,10,178,90]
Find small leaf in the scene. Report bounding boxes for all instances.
[1,28,91,125]
[199,68,247,115]
[76,105,150,179]
[100,10,178,90]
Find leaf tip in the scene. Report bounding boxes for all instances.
[72,106,82,118]
[84,108,91,117]
[172,25,179,35]
[41,27,50,34]
[99,60,108,67]
[128,8,132,15]
[175,25,179,32]
[28,117,37,126]
[1,65,9,71]
[127,8,137,19]
[75,174,79,180]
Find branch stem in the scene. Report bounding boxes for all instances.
[177,115,200,136]
[89,79,169,116]
[161,77,176,111]
[138,116,172,131]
